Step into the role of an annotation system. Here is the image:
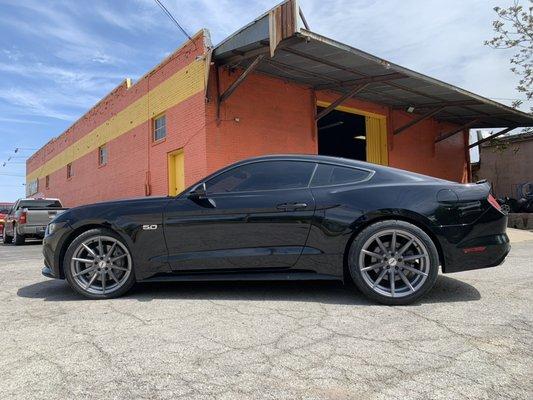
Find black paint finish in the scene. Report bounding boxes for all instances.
[43,155,509,282]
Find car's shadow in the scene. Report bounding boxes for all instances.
[17,275,481,305]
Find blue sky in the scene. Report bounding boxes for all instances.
[0,0,528,201]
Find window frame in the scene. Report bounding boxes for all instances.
[66,163,73,179]
[152,114,167,142]
[310,162,375,188]
[45,175,50,189]
[98,144,108,166]
[203,160,319,195]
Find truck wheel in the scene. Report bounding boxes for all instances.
[2,233,12,244]
[13,226,25,246]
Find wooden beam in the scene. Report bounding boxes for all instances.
[393,107,445,135]
[435,119,481,143]
[316,83,370,121]
[468,127,516,149]
[219,55,264,103]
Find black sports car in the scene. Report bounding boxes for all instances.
[42,155,509,305]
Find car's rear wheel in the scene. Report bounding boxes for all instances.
[64,228,135,299]
[348,220,439,305]
[13,226,25,246]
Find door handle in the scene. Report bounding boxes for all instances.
[291,203,308,210]
[277,202,308,211]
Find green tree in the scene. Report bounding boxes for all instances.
[485,0,533,112]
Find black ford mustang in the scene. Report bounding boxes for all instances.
[42,155,509,305]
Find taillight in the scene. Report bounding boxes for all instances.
[487,194,502,212]
[19,211,27,224]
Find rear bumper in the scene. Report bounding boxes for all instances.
[437,208,510,273]
[18,224,47,237]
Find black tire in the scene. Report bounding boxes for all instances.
[2,232,12,244]
[64,228,136,299]
[13,226,25,246]
[348,220,439,305]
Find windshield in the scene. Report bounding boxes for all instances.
[18,200,62,209]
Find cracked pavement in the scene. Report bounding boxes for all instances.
[1,236,532,400]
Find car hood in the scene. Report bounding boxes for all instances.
[54,196,171,224]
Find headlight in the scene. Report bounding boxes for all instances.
[46,223,56,236]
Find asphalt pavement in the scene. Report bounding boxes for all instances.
[0,231,532,400]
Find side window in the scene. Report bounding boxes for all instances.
[311,164,371,187]
[153,114,166,141]
[206,161,316,194]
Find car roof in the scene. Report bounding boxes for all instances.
[231,154,450,183]
[233,154,382,170]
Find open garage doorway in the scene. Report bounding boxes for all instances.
[317,106,367,161]
[316,102,389,165]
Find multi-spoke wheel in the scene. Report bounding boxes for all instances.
[64,229,135,299]
[348,220,439,305]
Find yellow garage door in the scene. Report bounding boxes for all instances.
[365,116,388,165]
[168,149,185,196]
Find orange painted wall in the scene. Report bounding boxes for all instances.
[205,67,317,174]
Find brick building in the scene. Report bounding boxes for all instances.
[26,1,533,207]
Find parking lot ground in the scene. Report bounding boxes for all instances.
[0,231,532,400]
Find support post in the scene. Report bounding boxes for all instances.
[316,83,369,121]
[299,7,310,30]
[219,55,264,104]
[468,127,516,149]
[393,106,445,135]
[435,119,481,143]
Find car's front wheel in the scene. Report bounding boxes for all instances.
[64,228,135,299]
[2,231,12,244]
[348,220,439,305]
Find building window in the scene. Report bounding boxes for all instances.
[99,145,108,166]
[153,114,166,141]
[45,175,50,189]
[67,163,73,179]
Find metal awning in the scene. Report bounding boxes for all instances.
[213,1,533,132]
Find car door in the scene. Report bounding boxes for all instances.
[163,160,317,271]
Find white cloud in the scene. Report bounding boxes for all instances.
[0,88,99,120]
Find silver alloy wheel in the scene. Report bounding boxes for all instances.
[70,235,132,295]
[358,229,430,298]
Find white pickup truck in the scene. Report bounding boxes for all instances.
[2,198,68,245]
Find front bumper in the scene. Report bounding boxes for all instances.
[42,265,56,279]
[42,223,73,279]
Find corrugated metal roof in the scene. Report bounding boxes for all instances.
[213,15,533,129]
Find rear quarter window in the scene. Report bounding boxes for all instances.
[311,164,372,187]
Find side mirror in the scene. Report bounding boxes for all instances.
[188,182,208,200]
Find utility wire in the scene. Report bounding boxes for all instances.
[153,0,194,42]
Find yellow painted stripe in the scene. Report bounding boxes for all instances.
[27,60,205,182]
[316,100,386,120]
